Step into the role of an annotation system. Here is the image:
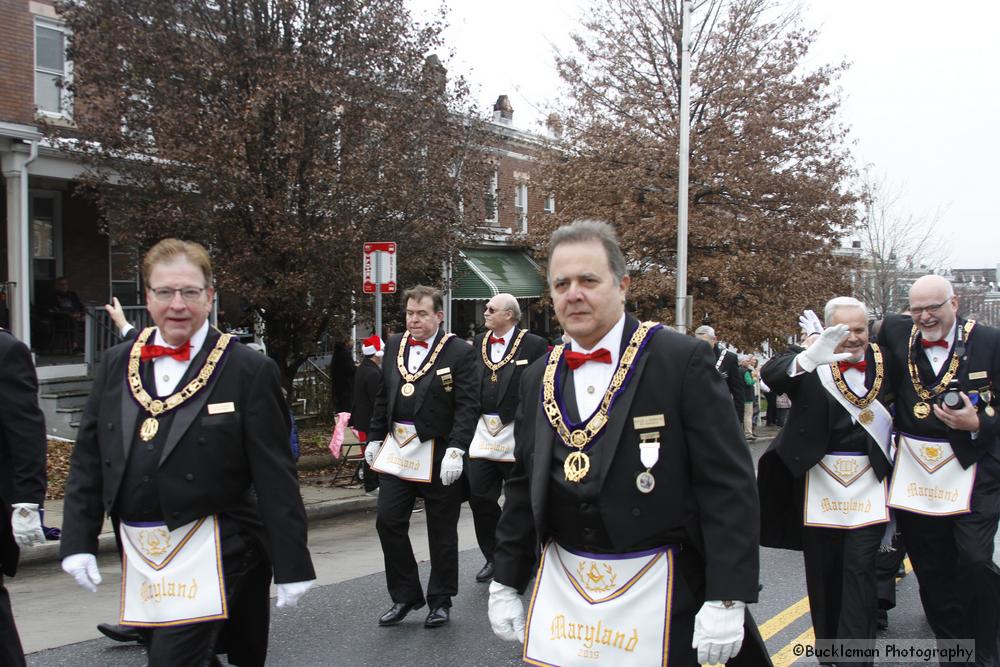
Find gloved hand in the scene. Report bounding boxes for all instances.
[692,600,745,665]
[364,440,382,467]
[276,579,315,608]
[798,309,823,337]
[11,503,45,547]
[796,323,851,372]
[62,553,102,592]
[440,448,464,486]
[488,580,525,642]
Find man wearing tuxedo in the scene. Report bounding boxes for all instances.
[877,274,1000,666]
[468,293,547,584]
[0,328,49,667]
[60,239,315,667]
[365,285,479,628]
[487,219,768,666]
[759,298,894,666]
[694,324,745,427]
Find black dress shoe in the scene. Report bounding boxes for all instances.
[475,561,495,583]
[378,601,425,626]
[97,623,142,644]
[424,606,450,628]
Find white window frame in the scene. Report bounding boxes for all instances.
[485,169,499,224]
[544,193,556,214]
[34,17,73,119]
[515,182,528,233]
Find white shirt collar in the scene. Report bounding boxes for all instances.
[570,314,626,366]
[153,319,209,355]
[411,329,439,348]
[490,324,515,343]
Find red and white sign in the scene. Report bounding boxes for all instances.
[363,242,397,294]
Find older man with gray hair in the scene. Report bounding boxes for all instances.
[695,325,745,427]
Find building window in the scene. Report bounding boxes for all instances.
[515,183,528,233]
[35,19,72,117]
[544,193,556,214]
[485,169,499,224]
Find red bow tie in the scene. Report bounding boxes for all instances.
[409,339,428,349]
[564,348,613,370]
[838,359,866,373]
[488,335,506,345]
[140,340,191,362]
[920,338,949,349]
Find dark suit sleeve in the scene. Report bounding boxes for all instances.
[0,338,47,505]
[369,347,393,444]
[723,353,744,417]
[447,342,480,452]
[682,340,760,602]
[526,335,548,363]
[760,349,805,397]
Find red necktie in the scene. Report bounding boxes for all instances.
[140,340,192,362]
[920,338,948,349]
[837,359,867,373]
[564,348,612,370]
[410,339,428,349]
[488,336,506,345]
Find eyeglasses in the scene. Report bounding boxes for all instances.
[484,305,510,314]
[149,287,207,303]
[909,299,950,317]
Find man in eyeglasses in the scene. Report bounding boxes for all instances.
[877,274,1000,665]
[60,238,315,667]
[466,294,547,584]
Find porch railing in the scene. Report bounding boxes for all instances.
[291,357,332,425]
[84,305,152,370]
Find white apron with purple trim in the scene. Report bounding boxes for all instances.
[120,515,227,627]
[372,421,435,483]
[469,413,515,462]
[523,542,674,667]
[887,434,976,516]
[804,453,889,529]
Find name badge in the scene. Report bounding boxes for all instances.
[633,414,665,430]
[968,371,988,380]
[207,402,235,415]
[436,367,451,376]
[515,359,529,366]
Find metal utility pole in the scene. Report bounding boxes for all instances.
[374,251,383,338]
[675,0,692,333]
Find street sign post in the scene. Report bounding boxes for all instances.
[363,242,396,337]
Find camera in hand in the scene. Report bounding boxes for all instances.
[937,380,964,410]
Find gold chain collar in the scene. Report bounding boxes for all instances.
[396,331,454,383]
[127,327,233,418]
[542,321,659,451]
[481,328,529,382]
[907,320,975,400]
[829,343,884,408]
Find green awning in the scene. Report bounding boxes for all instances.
[452,248,545,300]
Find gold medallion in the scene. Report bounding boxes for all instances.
[913,402,932,419]
[570,429,589,448]
[986,406,996,417]
[858,408,874,425]
[564,450,591,482]
[140,417,159,442]
[400,382,415,397]
[491,371,497,383]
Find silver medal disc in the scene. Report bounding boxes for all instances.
[636,470,655,493]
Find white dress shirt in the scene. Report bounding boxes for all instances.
[488,325,515,363]
[407,331,439,374]
[922,322,957,375]
[568,314,626,420]
[841,364,867,397]
[149,320,210,397]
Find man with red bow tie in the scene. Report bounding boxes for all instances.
[759,297,894,666]
[877,274,1000,666]
[59,238,314,666]
[467,294,547,584]
[489,220,768,666]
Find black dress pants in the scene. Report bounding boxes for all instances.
[376,471,462,609]
[0,574,25,667]
[466,458,513,563]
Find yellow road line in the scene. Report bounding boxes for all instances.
[759,595,810,640]
[771,626,815,667]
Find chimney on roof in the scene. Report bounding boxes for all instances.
[493,95,513,125]
[545,112,563,138]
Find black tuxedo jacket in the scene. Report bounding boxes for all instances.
[878,314,1000,467]
[715,344,745,420]
[0,330,48,576]
[494,316,760,603]
[348,358,383,434]
[758,345,894,551]
[472,327,548,424]
[60,328,315,584]
[369,330,480,453]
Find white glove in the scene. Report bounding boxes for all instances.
[488,580,525,642]
[11,503,45,547]
[440,447,464,486]
[364,440,382,467]
[62,553,102,592]
[798,309,823,337]
[276,579,315,608]
[692,600,745,665]
[795,323,851,373]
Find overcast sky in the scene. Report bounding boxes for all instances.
[406,0,1000,270]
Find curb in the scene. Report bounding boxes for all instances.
[19,493,378,568]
